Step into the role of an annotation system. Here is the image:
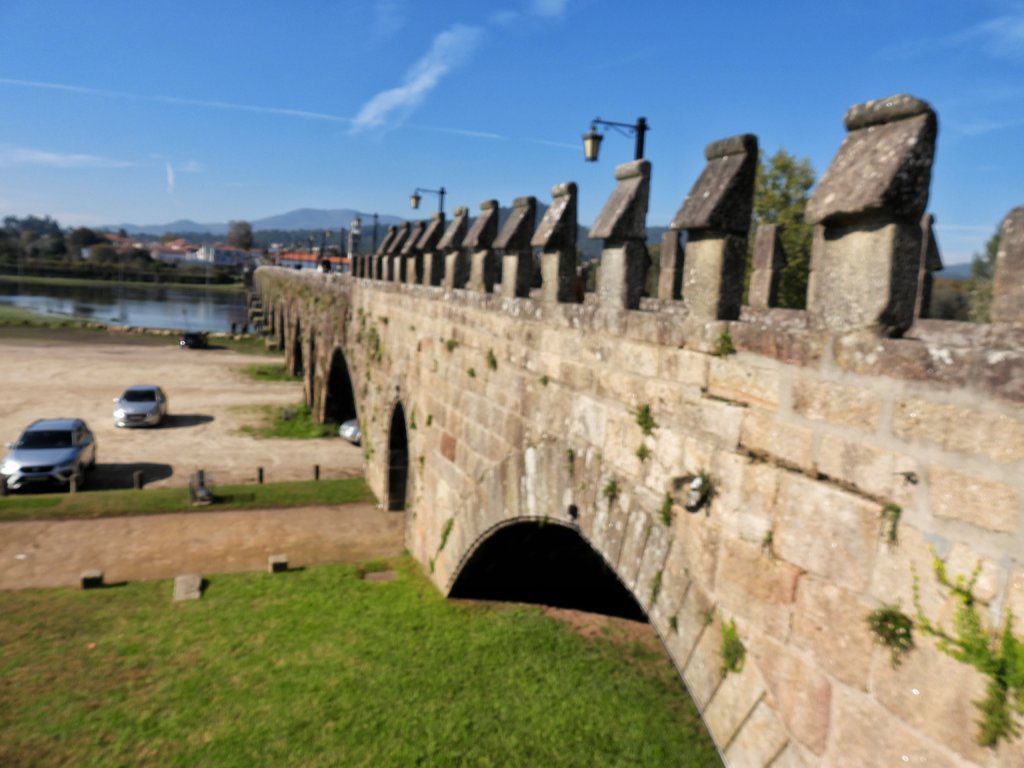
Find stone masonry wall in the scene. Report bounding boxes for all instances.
[255,266,1023,768]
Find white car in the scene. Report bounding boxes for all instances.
[339,419,361,445]
[113,385,168,428]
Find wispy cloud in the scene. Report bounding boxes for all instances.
[0,144,136,168]
[165,162,175,194]
[350,23,484,132]
[972,8,1024,59]
[0,76,353,124]
[529,0,569,18]
[179,159,204,172]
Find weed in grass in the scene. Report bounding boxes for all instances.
[239,403,336,439]
[242,363,297,382]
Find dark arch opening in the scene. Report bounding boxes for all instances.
[275,304,285,348]
[387,401,409,511]
[323,348,356,424]
[449,522,647,621]
[292,320,304,377]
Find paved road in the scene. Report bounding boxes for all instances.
[0,504,406,590]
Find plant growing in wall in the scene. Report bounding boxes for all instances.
[566,448,575,478]
[650,570,663,606]
[713,330,736,357]
[684,471,717,512]
[486,349,498,371]
[914,555,1024,747]
[467,367,476,379]
[659,492,673,527]
[721,619,746,677]
[881,503,902,544]
[539,375,550,386]
[602,478,620,505]
[445,338,459,352]
[636,444,651,462]
[634,404,657,435]
[866,604,914,668]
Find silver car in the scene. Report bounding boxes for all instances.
[1,418,97,491]
[113,385,168,427]
[339,418,361,445]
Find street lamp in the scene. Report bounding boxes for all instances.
[410,186,446,214]
[582,117,649,162]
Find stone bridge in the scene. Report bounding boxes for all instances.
[252,94,1024,767]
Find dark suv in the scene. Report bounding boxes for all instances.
[1,419,97,491]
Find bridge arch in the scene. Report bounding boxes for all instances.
[386,400,409,511]
[305,333,317,409]
[322,346,357,426]
[449,518,646,621]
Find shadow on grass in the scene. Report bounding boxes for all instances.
[88,463,173,490]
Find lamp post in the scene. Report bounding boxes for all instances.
[410,186,446,214]
[582,117,649,162]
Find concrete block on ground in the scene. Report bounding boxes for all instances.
[173,573,203,602]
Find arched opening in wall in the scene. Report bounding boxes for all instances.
[323,348,356,425]
[305,334,317,409]
[387,401,409,511]
[291,319,304,377]
[450,521,646,621]
[275,304,285,348]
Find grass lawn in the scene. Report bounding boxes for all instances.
[0,274,244,293]
[0,303,107,330]
[0,478,372,523]
[240,402,337,439]
[0,557,722,767]
[242,362,298,381]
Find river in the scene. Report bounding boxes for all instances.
[0,280,248,333]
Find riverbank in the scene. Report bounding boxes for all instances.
[0,273,245,293]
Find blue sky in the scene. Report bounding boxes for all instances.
[1,0,1023,264]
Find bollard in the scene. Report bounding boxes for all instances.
[257,467,264,484]
[70,474,78,493]
[133,470,143,490]
[314,464,320,481]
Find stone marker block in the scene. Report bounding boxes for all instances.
[533,182,579,304]
[671,133,757,234]
[914,213,942,318]
[268,554,288,573]
[806,94,937,333]
[748,223,786,309]
[80,569,104,589]
[656,229,684,301]
[992,206,1024,324]
[589,160,651,310]
[465,200,500,293]
[173,573,203,602]
[495,195,537,299]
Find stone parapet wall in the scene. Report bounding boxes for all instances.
[255,266,1023,767]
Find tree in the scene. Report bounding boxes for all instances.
[227,220,254,250]
[966,229,1000,323]
[68,227,105,248]
[750,149,816,309]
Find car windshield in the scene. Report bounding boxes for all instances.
[123,390,157,402]
[19,430,74,449]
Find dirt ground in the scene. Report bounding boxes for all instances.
[0,503,405,590]
[0,329,364,489]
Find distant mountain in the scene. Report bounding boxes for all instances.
[936,262,972,281]
[110,208,405,237]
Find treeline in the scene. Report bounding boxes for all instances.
[0,216,238,285]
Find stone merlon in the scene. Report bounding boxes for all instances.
[417,212,446,252]
[671,133,758,234]
[388,222,410,254]
[438,207,469,252]
[589,159,650,241]
[494,196,537,252]
[531,182,578,250]
[401,220,426,255]
[992,206,1024,324]
[806,93,937,226]
[463,200,499,250]
[376,225,397,256]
